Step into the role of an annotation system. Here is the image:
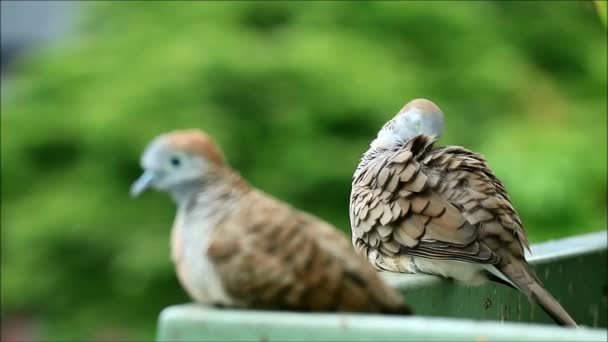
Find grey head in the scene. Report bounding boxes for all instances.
[130,129,225,201]
[372,98,444,149]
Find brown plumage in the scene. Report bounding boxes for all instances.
[132,129,411,314]
[350,99,576,326]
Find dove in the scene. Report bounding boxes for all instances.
[130,129,411,314]
[350,99,577,326]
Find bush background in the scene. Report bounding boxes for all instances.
[1,1,606,340]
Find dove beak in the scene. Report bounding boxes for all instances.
[130,170,157,198]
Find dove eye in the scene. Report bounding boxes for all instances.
[170,156,181,167]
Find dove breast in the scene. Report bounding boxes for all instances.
[171,191,238,306]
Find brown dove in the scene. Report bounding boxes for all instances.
[130,129,411,314]
[350,99,577,326]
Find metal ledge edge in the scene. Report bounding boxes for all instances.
[158,304,607,342]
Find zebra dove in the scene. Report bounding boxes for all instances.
[131,129,411,314]
[350,99,576,326]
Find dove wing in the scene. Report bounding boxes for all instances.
[351,134,529,265]
[208,190,410,314]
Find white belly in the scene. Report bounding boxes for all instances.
[171,209,234,306]
[412,257,488,286]
[370,250,488,286]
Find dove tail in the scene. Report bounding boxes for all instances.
[498,259,577,327]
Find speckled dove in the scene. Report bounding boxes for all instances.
[349,99,576,326]
[130,129,411,314]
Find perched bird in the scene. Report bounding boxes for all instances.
[350,99,577,326]
[131,129,411,314]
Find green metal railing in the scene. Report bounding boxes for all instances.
[157,230,607,341]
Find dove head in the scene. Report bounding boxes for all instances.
[130,129,226,199]
[373,98,444,148]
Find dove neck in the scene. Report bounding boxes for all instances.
[170,167,250,206]
[373,111,442,149]
[371,132,406,150]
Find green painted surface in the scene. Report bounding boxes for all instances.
[158,306,606,342]
[157,231,607,341]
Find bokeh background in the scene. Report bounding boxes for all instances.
[1,1,606,341]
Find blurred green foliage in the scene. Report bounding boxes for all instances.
[596,0,607,27]
[1,1,606,340]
